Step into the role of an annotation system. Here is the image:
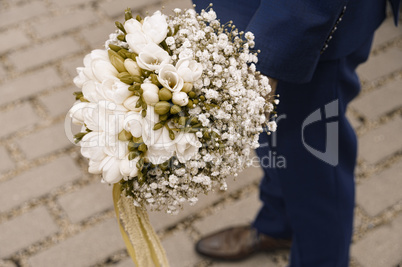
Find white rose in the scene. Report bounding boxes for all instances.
[124,18,143,34]
[136,43,171,71]
[172,92,189,106]
[101,79,133,104]
[124,111,143,138]
[175,132,199,163]
[142,11,168,44]
[176,58,203,82]
[124,59,142,76]
[146,127,176,164]
[141,83,160,106]
[123,96,142,112]
[157,64,184,93]
[120,156,139,177]
[126,31,151,54]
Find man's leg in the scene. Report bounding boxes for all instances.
[256,36,373,267]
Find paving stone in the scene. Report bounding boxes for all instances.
[0,67,64,106]
[162,231,201,267]
[9,37,82,72]
[358,117,402,164]
[372,17,402,48]
[0,260,17,267]
[58,182,113,223]
[81,21,117,48]
[61,55,85,79]
[0,103,40,138]
[18,122,74,160]
[211,253,279,267]
[356,160,402,216]
[40,89,76,118]
[99,0,162,18]
[0,2,48,29]
[0,29,30,54]
[357,47,402,81]
[33,9,98,38]
[0,146,14,173]
[352,214,402,267]
[0,64,6,79]
[52,0,93,8]
[351,79,402,120]
[29,218,126,267]
[114,258,134,267]
[0,155,81,213]
[0,206,58,258]
[194,192,261,235]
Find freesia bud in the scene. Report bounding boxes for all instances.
[124,59,141,76]
[158,88,172,101]
[172,92,189,106]
[108,50,127,73]
[143,90,159,106]
[181,82,193,93]
[154,101,171,115]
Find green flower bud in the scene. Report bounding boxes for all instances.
[181,82,193,93]
[168,129,175,140]
[129,150,141,160]
[108,50,127,73]
[200,95,206,101]
[150,74,162,87]
[138,143,147,152]
[170,105,181,114]
[187,99,194,108]
[117,72,135,85]
[203,131,211,139]
[154,101,171,115]
[115,21,126,34]
[74,132,87,143]
[159,161,169,171]
[188,91,196,99]
[142,110,147,117]
[193,99,199,105]
[117,34,125,41]
[153,122,164,130]
[136,15,142,22]
[125,8,133,21]
[108,44,121,52]
[132,75,143,84]
[158,88,172,101]
[159,114,168,121]
[118,129,132,141]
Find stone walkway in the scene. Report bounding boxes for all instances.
[0,0,401,266]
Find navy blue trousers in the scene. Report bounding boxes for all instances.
[253,35,374,267]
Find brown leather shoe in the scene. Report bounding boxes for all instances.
[195,225,291,261]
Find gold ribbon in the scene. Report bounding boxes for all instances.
[113,183,170,267]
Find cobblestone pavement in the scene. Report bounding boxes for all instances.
[0,0,401,266]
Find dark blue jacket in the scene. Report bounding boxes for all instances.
[193,0,401,83]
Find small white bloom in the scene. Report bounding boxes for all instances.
[123,96,142,112]
[176,58,203,82]
[124,59,142,76]
[124,18,143,34]
[136,43,171,71]
[120,156,139,177]
[141,83,160,106]
[172,92,189,106]
[157,64,184,93]
[142,11,168,44]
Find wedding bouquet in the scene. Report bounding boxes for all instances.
[70,6,277,214]
[68,6,277,265]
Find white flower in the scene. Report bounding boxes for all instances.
[101,141,128,184]
[175,132,199,163]
[147,127,176,164]
[165,36,175,46]
[69,101,96,125]
[157,64,184,93]
[124,18,143,34]
[120,156,139,177]
[267,121,277,132]
[101,79,133,104]
[142,11,168,44]
[123,96,142,112]
[172,92,189,106]
[96,100,127,135]
[141,106,161,146]
[141,83,160,106]
[124,59,142,76]
[80,131,107,162]
[126,31,151,54]
[124,111,143,138]
[175,58,203,82]
[136,43,171,71]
